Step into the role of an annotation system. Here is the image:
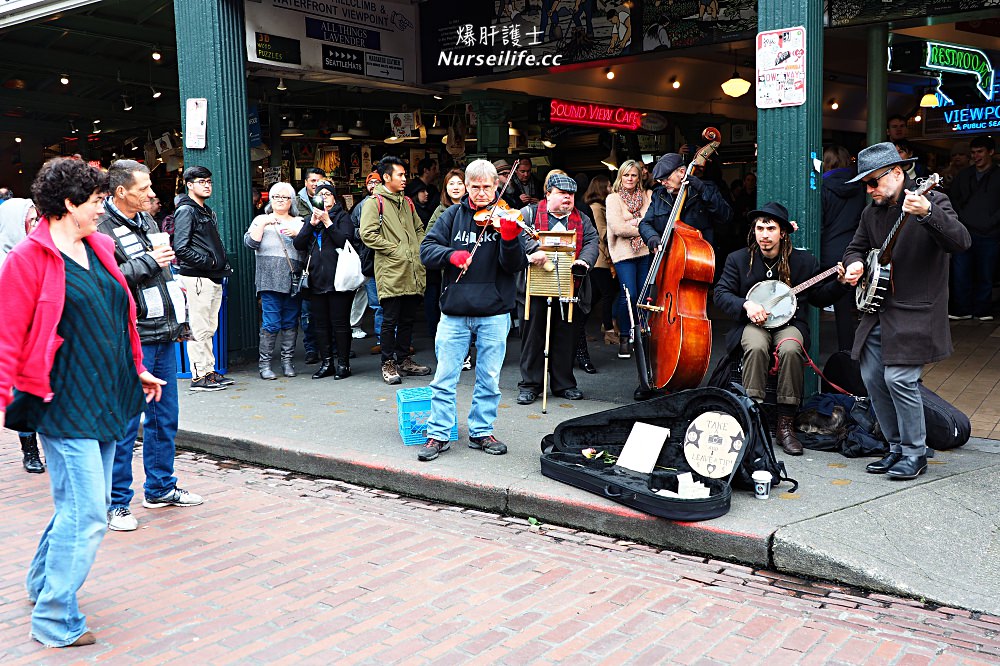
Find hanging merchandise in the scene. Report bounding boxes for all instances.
[446,116,466,159]
[315,145,340,175]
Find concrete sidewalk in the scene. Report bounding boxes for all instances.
[175,327,1000,616]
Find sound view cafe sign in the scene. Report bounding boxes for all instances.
[549,99,642,131]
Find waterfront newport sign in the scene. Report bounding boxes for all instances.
[548,99,642,131]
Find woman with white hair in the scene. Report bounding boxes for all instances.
[243,182,305,379]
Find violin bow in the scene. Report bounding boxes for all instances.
[454,172,517,283]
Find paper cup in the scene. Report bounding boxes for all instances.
[751,470,772,500]
[148,232,170,250]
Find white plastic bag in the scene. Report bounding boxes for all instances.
[334,241,365,292]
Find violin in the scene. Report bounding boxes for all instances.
[473,199,540,240]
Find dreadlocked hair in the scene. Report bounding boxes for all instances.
[746,218,793,285]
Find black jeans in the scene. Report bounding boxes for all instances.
[311,290,353,363]
[380,295,420,363]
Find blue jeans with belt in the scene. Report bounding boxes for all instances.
[27,435,114,646]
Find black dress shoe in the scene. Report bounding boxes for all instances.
[312,358,335,379]
[554,388,584,400]
[516,390,537,405]
[20,434,45,474]
[886,455,927,480]
[866,452,902,474]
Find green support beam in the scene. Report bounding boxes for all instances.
[174,0,255,364]
[867,25,889,147]
[757,0,824,392]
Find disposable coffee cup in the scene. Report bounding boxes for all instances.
[752,470,772,500]
[148,232,170,250]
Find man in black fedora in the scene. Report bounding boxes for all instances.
[843,142,970,480]
[715,201,850,456]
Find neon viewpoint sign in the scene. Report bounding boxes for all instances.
[549,99,642,131]
[926,42,995,102]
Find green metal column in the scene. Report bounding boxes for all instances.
[174,0,255,363]
[757,0,824,390]
[867,25,889,147]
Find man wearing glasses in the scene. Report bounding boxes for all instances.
[174,166,234,391]
[842,142,970,480]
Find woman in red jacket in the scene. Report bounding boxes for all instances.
[0,157,165,648]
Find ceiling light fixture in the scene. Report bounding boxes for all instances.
[280,120,303,137]
[913,114,923,123]
[433,94,443,100]
[605,67,615,80]
[150,85,161,99]
[721,53,751,98]
[542,139,557,148]
[670,76,680,89]
[276,77,287,92]
[122,94,133,111]
[347,119,369,137]
[330,125,351,140]
[59,74,69,85]
[384,133,404,144]
[15,137,22,143]
[920,89,939,108]
[92,121,101,134]
[151,47,162,61]
[829,98,839,110]
[508,121,521,137]
[69,120,77,134]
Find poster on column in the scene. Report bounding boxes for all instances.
[755,26,806,109]
[244,0,418,85]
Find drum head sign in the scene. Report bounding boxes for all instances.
[756,26,806,109]
[683,411,745,479]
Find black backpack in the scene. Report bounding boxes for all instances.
[726,384,799,493]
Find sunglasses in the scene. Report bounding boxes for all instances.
[861,168,894,189]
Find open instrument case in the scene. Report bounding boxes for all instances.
[540,387,764,521]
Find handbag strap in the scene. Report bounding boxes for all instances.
[270,220,297,273]
[770,336,853,396]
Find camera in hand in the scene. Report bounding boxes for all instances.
[311,194,324,209]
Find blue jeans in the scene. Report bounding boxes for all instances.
[111,342,178,508]
[365,277,383,344]
[300,299,316,354]
[28,435,114,646]
[427,313,510,440]
[951,232,1000,317]
[613,255,652,334]
[260,291,300,333]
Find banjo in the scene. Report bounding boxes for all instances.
[855,173,940,314]
[746,265,841,329]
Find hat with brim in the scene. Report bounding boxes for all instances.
[651,153,684,181]
[492,158,512,174]
[747,201,793,233]
[847,141,918,183]
[546,173,578,193]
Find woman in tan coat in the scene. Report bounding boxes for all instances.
[605,160,652,359]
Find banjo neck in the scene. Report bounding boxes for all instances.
[788,265,840,297]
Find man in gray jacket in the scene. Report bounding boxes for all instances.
[98,160,204,532]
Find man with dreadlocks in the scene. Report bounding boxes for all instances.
[714,202,850,456]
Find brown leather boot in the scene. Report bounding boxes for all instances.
[776,415,803,456]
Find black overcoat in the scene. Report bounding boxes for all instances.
[842,181,970,365]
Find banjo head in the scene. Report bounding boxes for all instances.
[856,251,888,313]
[746,279,796,329]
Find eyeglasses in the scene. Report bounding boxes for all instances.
[861,168,893,189]
[191,178,212,186]
[270,195,291,201]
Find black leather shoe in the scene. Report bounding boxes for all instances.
[577,357,597,374]
[312,358,335,379]
[516,390,537,405]
[886,455,927,480]
[333,361,352,380]
[20,434,45,474]
[866,452,902,474]
[633,386,656,401]
[554,388,584,400]
[304,351,320,365]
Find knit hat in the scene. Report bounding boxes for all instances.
[315,182,336,197]
[365,171,381,187]
[651,153,684,181]
[546,172,578,193]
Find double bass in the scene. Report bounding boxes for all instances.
[633,127,721,392]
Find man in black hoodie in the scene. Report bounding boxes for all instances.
[173,166,234,391]
[417,160,529,462]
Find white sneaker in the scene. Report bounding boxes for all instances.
[351,326,367,339]
[108,506,138,531]
[143,487,204,509]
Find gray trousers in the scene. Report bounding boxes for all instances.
[859,323,926,456]
[740,324,804,406]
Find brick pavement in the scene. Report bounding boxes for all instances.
[1,438,999,665]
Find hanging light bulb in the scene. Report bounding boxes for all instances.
[829,99,839,110]
[276,77,287,92]
[59,74,69,85]
[15,137,22,143]
[151,47,162,61]
[92,121,101,134]
[721,53,751,98]
[920,88,939,108]
[605,67,615,80]
[122,94,133,111]
[670,76,680,89]
[150,85,162,99]
[913,114,923,123]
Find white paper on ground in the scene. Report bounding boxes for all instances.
[615,422,670,474]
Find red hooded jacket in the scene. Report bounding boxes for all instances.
[0,219,146,413]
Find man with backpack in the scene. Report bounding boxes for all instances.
[359,156,432,385]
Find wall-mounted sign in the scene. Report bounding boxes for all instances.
[185,98,208,150]
[756,27,807,109]
[321,45,364,75]
[926,42,995,102]
[254,32,302,65]
[549,99,642,131]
